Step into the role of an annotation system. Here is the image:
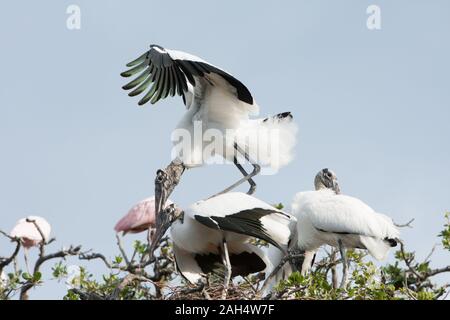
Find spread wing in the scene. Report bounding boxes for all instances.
[121,44,254,107]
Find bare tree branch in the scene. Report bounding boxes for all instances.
[394,218,415,228]
[0,230,21,274]
[19,245,81,300]
[79,252,112,269]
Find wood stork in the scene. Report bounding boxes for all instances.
[265,168,400,291]
[121,45,298,212]
[114,196,173,235]
[152,192,296,298]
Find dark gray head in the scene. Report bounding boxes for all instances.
[314,168,340,194]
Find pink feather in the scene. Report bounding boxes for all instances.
[114,196,173,234]
[9,216,51,249]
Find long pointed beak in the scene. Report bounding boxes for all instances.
[154,169,169,219]
[149,206,182,260]
[148,214,171,260]
[332,180,341,194]
[151,170,171,259]
[150,162,185,260]
[154,190,168,222]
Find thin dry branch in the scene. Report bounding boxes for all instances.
[394,218,415,228]
[109,273,155,300]
[79,252,112,269]
[0,230,21,274]
[19,245,81,300]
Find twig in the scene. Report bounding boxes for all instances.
[109,273,154,300]
[424,244,437,263]
[0,231,21,274]
[79,252,112,269]
[69,288,104,300]
[398,240,422,280]
[115,234,130,267]
[425,266,450,278]
[26,218,49,246]
[19,245,81,300]
[0,230,17,241]
[394,218,415,228]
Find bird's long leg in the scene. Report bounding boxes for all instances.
[220,238,232,299]
[210,143,261,198]
[23,248,31,275]
[233,157,258,195]
[338,239,348,289]
[258,250,305,298]
[330,248,339,289]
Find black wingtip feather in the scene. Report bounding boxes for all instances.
[385,238,398,247]
[120,71,131,78]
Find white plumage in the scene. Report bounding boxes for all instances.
[263,168,400,293]
[122,45,297,195]
[292,188,399,261]
[169,192,296,287]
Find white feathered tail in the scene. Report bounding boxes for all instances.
[234,112,298,171]
[360,212,400,260]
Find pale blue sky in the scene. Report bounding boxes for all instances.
[0,1,449,299]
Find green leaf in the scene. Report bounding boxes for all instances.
[33,271,42,282]
[22,273,32,281]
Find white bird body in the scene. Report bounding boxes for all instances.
[171,213,250,255]
[292,189,399,260]
[169,192,296,284]
[262,169,400,295]
[122,45,297,172]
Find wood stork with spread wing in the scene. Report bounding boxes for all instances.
[121,45,298,211]
[264,168,400,292]
[152,192,296,298]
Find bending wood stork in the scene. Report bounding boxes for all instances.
[121,45,298,212]
[265,168,399,292]
[114,196,173,235]
[153,192,296,298]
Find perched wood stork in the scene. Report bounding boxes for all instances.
[152,192,296,298]
[265,168,400,291]
[121,45,298,213]
[114,196,173,235]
